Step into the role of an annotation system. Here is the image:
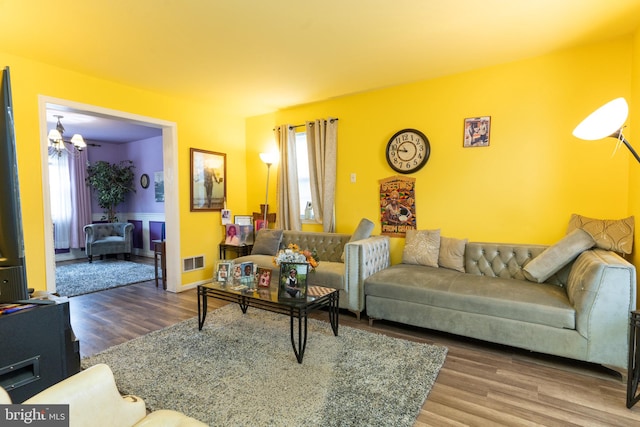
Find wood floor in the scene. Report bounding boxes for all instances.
[64,259,640,426]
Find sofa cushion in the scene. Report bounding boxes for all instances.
[402,229,440,267]
[251,229,283,255]
[341,218,375,261]
[567,213,634,254]
[365,264,575,329]
[523,229,595,283]
[305,261,346,290]
[438,236,467,272]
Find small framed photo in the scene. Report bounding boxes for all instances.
[216,262,231,282]
[255,219,268,231]
[224,224,241,246]
[238,224,254,245]
[221,209,232,225]
[257,267,272,288]
[234,215,252,226]
[240,262,255,278]
[278,262,309,301]
[463,116,491,147]
[190,148,226,211]
[230,264,242,281]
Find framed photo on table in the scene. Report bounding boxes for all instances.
[215,262,231,282]
[278,262,309,301]
[190,148,226,211]
[257,267,272,288]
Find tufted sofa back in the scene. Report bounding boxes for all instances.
[281,230,351,263]
[464,242,571,287]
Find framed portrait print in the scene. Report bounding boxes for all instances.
[278,262,309,301]
[257,267,272,288]
[216,262,231,282]
[190,148,226,211]
[463,116,491,147]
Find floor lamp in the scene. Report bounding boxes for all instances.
[574,97,640,408]
[259,152,277,225]
[573,97,640,163]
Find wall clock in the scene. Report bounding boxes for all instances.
[140,173,150,189]
[385,128,431,174]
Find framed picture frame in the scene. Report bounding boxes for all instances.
[257,267,272,288]
[234,215,252,226]
[190,148,226,211]
[215,262,231,282]
[463,116,491,147]
[224,224,241,246]
[278,262,309,301]
[240,262,255,278]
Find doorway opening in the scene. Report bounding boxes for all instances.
[38,96,181,293]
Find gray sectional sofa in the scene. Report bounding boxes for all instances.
[232,228,391,319]
[365,240,637,371]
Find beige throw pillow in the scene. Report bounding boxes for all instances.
[403,229,440,267]
[566,213,634,254]
[438,236,467,272]
[523,228,595,283]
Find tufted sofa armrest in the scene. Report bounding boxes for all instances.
[344,235,391,317]
[565,249,636,367]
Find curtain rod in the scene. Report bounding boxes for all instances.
[272,118,339,131]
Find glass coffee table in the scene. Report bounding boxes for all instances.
[197,282,339,363]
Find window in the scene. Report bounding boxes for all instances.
[295,132,313,220]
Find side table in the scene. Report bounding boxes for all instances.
[628,310,640,408]
[153,240,166,290]
[219,242,253,259]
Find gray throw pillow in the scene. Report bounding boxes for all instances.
[341,218,375,261]
[438,236,467,272]
[251,229,284,256]
[523,228,595,283]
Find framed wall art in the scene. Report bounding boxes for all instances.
[463,116,491,147]
[190,148,226,211]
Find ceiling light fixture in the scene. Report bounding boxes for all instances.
[48,115,87,157]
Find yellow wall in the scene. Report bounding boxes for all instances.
[246,37,634,265]
[1,51,248,290]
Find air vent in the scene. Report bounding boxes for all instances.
[183,255,205,272]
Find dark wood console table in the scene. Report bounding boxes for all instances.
[219,242,253,259]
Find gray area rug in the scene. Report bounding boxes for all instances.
[56,259,155,297]
[82,304,447,426]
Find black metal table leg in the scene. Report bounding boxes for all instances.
[198,286,207,330]
[329,290,339,336]
[290,311,308,364]
[628,311,640,408]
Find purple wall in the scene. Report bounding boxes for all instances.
[87,136,164,216]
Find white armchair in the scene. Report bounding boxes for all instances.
[0,364,206,427]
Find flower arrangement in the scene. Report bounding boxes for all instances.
[273,243,319,270]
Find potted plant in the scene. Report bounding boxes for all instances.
[86,160,136,222]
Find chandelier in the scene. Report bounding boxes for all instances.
[48,115,87,157]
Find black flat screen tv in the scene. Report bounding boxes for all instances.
[0,66,28,302]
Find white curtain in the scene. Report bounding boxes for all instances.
[69,150,92,248]
[49,152,72,249]
[306,117,338,232]
[275,124,301,231]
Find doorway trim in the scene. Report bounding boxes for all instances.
[38,96,181,293]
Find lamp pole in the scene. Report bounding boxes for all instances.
[263,162,272,225]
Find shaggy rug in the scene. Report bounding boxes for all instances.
[56,259,155,297]
[82,304,447,426]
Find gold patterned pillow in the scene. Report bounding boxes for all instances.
[567,214,634,255]
[402,229,440,267]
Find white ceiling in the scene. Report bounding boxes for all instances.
[5,0,640,141]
